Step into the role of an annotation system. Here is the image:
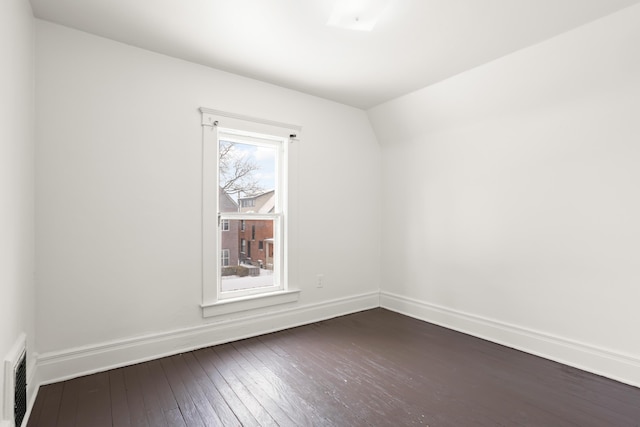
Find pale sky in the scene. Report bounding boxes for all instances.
[225,141,277,194]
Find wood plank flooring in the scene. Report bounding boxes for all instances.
[27,309,640,426]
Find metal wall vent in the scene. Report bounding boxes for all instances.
[3,333,27,427]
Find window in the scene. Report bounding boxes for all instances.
[201,108,301,317]
[218,132,280,296]
[221,249,230,266]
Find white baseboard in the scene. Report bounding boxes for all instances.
[30,288,640,414]
[380,291,640,388]
[35,291,380,386]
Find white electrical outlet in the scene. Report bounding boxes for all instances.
[317,274,324,288]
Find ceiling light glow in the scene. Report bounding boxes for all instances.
[327,0,392,31]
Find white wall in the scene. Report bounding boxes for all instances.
[369,4,640,386]
[0,0,36,418]
[35,20,380,382]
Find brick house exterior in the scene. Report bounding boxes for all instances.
[219,187,239,267]
[238,191,275,269]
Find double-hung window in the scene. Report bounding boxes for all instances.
[218,128,283,296]
[201,108,301,317]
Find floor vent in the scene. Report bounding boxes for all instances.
[3,334,27,427]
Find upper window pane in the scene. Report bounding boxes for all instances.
[219,139,278,212]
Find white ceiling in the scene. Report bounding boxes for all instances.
[29,0,640,109]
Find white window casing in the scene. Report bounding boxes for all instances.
[200,108,301,317]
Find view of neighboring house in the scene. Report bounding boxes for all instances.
[239,190,275,269]
[220,189,275,269]
[239,190,275,214]
[219,187,239,266]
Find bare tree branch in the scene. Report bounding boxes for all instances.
[219,141,264,197]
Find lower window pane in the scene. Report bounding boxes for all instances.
[220,219,277,293]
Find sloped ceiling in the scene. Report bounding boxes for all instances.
[29,0,640,109]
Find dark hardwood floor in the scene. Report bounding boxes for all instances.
[27,309,640,426]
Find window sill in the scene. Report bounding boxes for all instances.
[201,289,301,318]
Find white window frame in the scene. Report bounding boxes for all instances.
[200,108,301,318]
[220,219,229,231]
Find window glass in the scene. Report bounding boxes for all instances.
[220,219,277,292]
[219,140,278,211]
[216,130,284,298]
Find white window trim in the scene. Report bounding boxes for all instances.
[202,289,301,317]
[200,108,302,318]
